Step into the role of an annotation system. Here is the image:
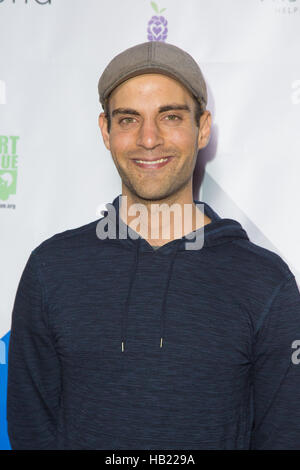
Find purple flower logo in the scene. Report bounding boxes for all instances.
[147,2,168,42]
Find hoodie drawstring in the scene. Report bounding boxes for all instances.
[121,237,181,352]
[121,237,141,352]
[159,239,181,349]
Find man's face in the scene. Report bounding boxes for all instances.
[98,73,211,201]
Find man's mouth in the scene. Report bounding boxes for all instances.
[132,156,174,169]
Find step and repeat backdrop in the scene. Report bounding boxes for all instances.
[0,0,299,449]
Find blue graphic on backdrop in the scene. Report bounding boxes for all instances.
[0,332,11,450]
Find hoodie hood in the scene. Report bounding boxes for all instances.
[100,194,249,351]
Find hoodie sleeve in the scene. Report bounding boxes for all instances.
[7,250,61,450]
[250,274,300,449]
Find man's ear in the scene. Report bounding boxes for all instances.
[98,112,111,151]
[197,110,212,150]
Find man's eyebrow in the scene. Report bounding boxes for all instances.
[111,104,191,118]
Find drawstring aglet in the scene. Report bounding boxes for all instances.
[121,341,125,352]
[160,337,163,348]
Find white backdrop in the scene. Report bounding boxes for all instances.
[0,0,300,442]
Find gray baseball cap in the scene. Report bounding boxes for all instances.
[98,41,207,115]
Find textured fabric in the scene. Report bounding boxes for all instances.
[97,41,208,113]
[6,194,300,450]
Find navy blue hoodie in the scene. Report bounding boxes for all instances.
[7,194,300,449]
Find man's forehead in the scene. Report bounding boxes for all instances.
[108,74,195,112]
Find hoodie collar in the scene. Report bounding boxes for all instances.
[101,193,249,253]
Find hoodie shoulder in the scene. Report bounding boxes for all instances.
[232,237,294,282]
[31,218,101,256]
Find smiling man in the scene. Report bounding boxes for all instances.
[98,62,212,246]
[7,41,300,450]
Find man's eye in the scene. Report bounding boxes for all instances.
[118,115,181,124]
[119,117,135,124]
[165,114,181,121]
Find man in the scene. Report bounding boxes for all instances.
[7,41,300,450]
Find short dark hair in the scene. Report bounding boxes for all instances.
[104,96,205,133]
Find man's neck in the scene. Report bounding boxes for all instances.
[119,193,211,247]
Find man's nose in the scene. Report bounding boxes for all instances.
[136,118,164,149]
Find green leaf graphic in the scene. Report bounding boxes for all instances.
[151,1,159,13]
[160,8,166,13]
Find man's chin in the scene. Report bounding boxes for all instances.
[122,187,173,204]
